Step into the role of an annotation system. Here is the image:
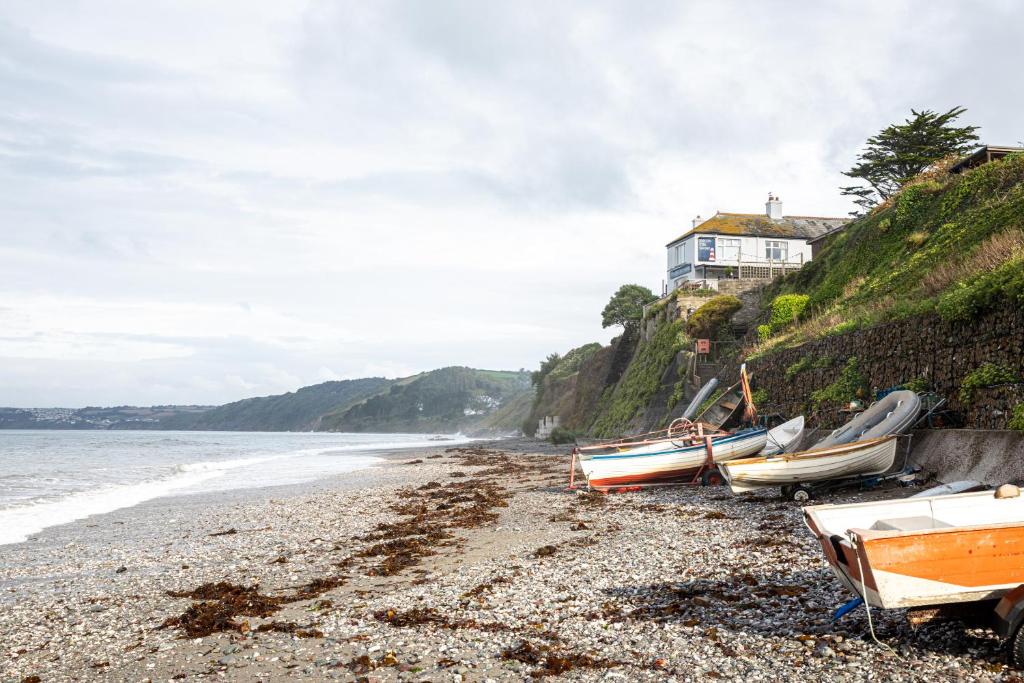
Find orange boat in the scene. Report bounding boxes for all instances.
[804,487,1024,609]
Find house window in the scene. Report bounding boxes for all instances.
[697,236,716,261]
[718,238,740,261]
[765,240,788,262]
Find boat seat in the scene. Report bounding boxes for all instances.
[870,516,953,532]
[720,401,738,410]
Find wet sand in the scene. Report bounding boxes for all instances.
[0,439,1016,682]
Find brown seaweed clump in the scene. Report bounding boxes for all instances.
[162,576,346,638]
[254,621,324,638]
[501,641,620,679]
[161,583,283,637]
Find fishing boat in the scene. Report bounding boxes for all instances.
[694,382,745,431]
[760,416,805,455]
[720,435,898,494]
[813,390,921,449]
[577,427,768,491]
[803,486,1024,609]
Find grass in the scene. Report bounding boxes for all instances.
[748,153,1024,359]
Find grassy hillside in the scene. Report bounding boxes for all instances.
[159,378,390,431]
[318,367,531,434]
[752,152,1024,356]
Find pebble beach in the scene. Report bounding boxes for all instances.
[1,439,1016,682]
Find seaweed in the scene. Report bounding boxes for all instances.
[208,528,237,537]
[534,545,558,558]
[254,621,324,638]
[501,641,620,679]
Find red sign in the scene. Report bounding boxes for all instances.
[696,339,711,354]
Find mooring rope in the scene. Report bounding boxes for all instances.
[850,533,900,658]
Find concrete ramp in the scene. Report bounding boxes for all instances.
[909,430,1024,485]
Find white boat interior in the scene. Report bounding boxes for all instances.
[806,488,1024,538]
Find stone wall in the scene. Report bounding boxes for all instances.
[744,300,1024,430]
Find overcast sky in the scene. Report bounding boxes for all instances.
[2,1,1022,408]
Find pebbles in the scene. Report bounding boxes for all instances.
[0,439,1016,681]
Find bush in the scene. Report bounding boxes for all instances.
[958,363,1021,405]
[903,376,930,393]
[768,294,810,332]
[811,357,868,408]
[1010,405,1024,432]
[937,256,1024,322]
[686,295,742,338]
[757,324,771,342]
[548,426,577,445]
[750,388,768,407]
[905,230,928,247]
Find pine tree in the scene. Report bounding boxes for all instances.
[841,107,979,215]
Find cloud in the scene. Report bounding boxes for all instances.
[0,0,1021,406]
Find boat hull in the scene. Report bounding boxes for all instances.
[804,490,1024,608]
[580,428,767,491]
[759,415,805,455]
[721,436,897,493]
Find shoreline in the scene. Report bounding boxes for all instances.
[0,434,472,551]
[1,438,1016,681]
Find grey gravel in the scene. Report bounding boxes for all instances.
[0,438,1017,681]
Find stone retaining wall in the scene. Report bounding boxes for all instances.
[744,300,1024,430]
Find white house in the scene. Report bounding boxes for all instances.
[665,194,846,291]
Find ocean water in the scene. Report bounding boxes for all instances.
[0,430,469,546]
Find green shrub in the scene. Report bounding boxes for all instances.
[667,381,685,410]
[757,324,772,342]
[906,230,928,247]
[937,256,1024,322]
[548,343,602,381]
[903,376,929,393]
[1009,404,1024,431]
[686,295,743,338]
[811,357,868,408]
[768,294,810,332]
[785,355,833,380]
[750,388,768,407]
[549,426,577,444]
[785,356,813,380]
[958,363,1021,405]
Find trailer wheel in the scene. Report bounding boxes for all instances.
[1013,622,1024,669]
[701,470,724,487]
[791,485,813,503]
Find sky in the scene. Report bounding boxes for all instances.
[2,1,1022,408]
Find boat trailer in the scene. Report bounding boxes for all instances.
[833,584,1024,667]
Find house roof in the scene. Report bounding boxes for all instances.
[666,212,847,247]
[949,145,1024,174]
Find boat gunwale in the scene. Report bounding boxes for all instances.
[848,518,1024,542]
[722,435,896,468]
[588,427,768,460]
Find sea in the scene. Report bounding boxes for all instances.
[0,430,470,547]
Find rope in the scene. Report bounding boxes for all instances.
[850,533,900,658]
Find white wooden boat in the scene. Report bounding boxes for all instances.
[578,427,768,491]
[804,487,1024,608]
[759,416,804,455]
[720,436,897,494]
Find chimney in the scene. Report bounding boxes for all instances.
[691,215,703,228]
[766,193,783,220]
